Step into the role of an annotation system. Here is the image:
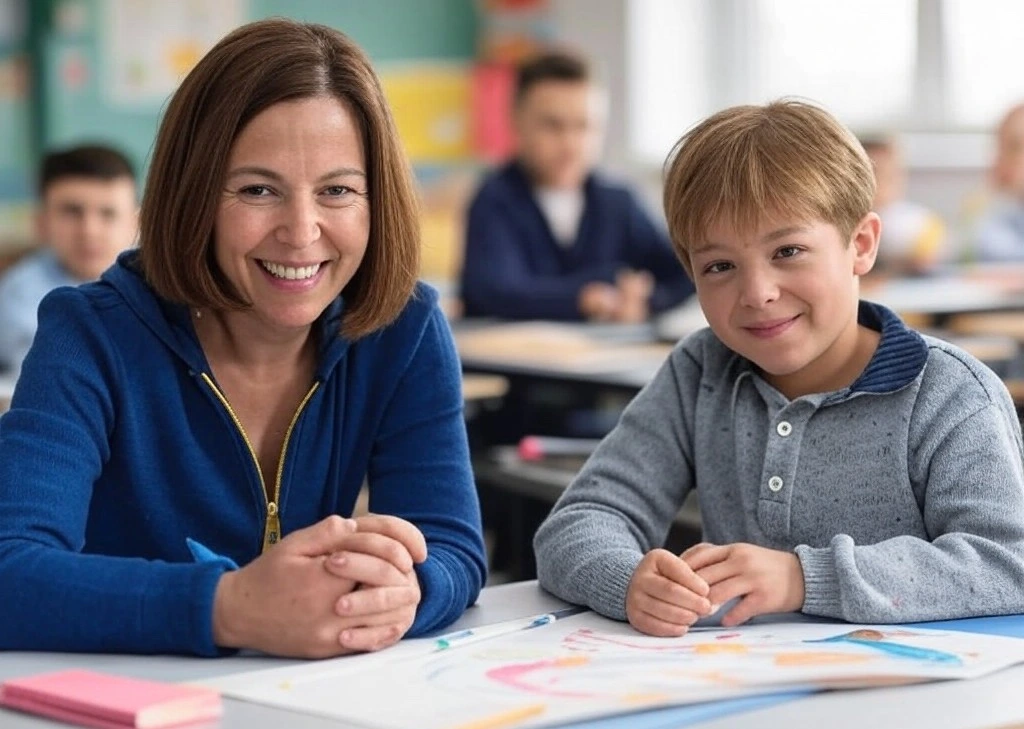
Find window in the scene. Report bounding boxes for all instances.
[628,0,1018,167]
[943,0,1024,127]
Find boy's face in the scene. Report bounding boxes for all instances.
[993,107,1024,196]
[689,213,879,398]
[513,80,602,189]
[37,175,138,281]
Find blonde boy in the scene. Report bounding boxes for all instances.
[533,100,1024,635]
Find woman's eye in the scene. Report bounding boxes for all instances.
[324,186,352,196]
[239,185,273,197]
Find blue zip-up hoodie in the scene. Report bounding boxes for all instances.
[0,251,486,655]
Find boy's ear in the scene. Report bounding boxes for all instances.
[850,211,881,276]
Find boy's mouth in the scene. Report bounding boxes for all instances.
[743,315,800,338]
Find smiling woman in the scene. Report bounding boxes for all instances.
[0,18,486,659]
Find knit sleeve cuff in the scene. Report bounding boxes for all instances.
[795,545,843,619]
[558,550,643,622]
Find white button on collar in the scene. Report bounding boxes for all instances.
[768,476,784,492]
[777,421,792,437]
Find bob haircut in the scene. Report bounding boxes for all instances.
[663,99,875,275]
[139,17,419,339]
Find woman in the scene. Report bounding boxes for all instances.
[0,18,486,658]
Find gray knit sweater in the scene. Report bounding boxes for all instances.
[534,302,1024,623]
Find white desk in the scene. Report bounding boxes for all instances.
[0,582,1022,728]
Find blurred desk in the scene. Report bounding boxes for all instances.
[476,445,701,531]
[454,320,670,391]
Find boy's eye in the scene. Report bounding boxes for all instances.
[775,246,801,259]
[703,261,733,275]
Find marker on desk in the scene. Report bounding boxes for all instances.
[517,436,602,462]
[434,606,587,652]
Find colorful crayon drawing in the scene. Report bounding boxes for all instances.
[208,613,1024,729]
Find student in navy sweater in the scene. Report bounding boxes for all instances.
[0,19,486,658]
[459,51,694,321]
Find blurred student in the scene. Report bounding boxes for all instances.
[861,136,945,275]
[0,145,137,376]
[459,51,693,322]
[969,103,1024,262]
[535,100,1024,634]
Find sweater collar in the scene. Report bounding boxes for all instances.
[847,300,928,394]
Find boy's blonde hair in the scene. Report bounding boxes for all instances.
[663,99,875,274]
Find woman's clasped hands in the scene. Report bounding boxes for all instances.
[213,514,425,658]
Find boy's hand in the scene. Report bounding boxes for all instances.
[322,514,426,652]
[626,548,713,637]
[579,282,622,321]
[681,542,805,626]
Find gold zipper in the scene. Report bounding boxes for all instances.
[201,373,320,553]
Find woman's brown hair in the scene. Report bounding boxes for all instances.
[139,17,419,338]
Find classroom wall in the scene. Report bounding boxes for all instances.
[0,0,478,251]
[37,0,477,180]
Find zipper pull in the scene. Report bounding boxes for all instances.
[262,502,281,552]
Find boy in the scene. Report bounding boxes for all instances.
[534,100,1024,635]
[459,51,693,322]
[0,144,137,376]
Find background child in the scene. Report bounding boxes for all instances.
[861,135,946,275]
[459,50,693,322]
[0,144,137,376]
[966,103,1024,262]
[534,100,1024,635]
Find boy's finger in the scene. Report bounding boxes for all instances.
[721,594,761,627]
[654,551,710,597]
[694,558,741,588]
[647,574,712,615]
[681,544,730,571]
[635,591,701,627]
[706,575,749,611]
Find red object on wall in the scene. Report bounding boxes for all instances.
[471,62,516,162]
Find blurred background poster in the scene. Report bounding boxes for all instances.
[104,0,246,106]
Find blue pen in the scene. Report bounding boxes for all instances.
[434,606,588,652]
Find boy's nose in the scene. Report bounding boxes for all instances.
[738,269,780,308]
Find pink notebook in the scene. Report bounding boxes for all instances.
[0,669,222,729]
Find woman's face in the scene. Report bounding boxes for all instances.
[212,96,370,334]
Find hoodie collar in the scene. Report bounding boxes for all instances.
[102,250,352,379]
